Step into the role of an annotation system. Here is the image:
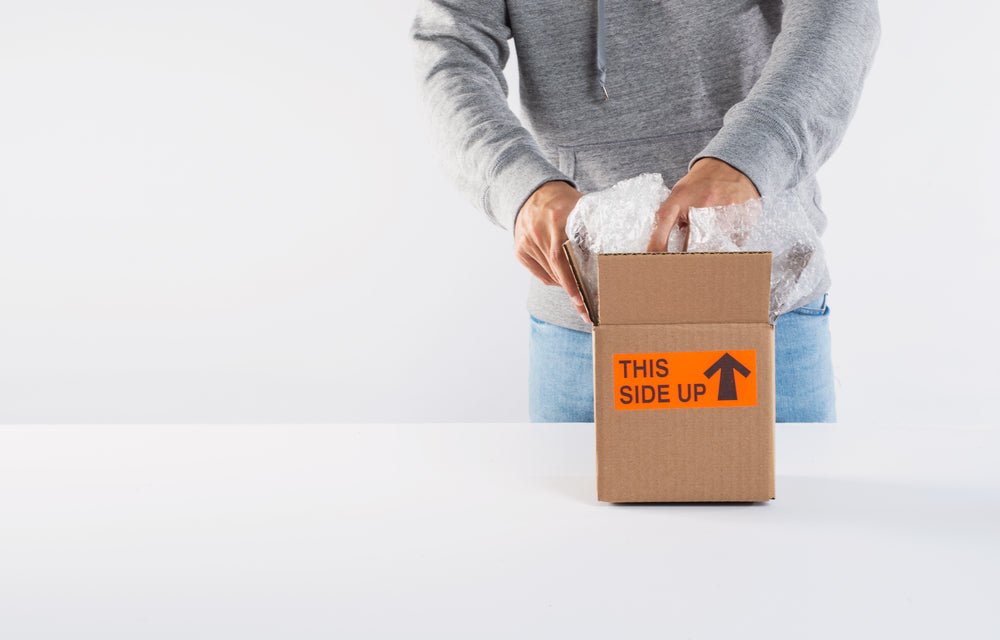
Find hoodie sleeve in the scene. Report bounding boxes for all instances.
[410,0,574,232]
[690,0,881,197]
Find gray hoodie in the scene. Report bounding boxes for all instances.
[411,0,880,332]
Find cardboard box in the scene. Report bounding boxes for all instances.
[564,242,775,503]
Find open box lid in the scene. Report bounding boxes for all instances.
[563,241,772,325]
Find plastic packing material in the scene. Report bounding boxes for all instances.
[564,173,670,321]
[566,173,828,324]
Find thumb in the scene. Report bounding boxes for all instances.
[647,202,681,252]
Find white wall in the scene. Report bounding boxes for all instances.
[0,1,995,424]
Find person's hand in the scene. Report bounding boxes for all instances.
[646,157,760,252]
[514,180,590,323]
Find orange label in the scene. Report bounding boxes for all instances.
[612,350,757,410]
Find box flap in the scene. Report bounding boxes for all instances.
[597,252,771,325]
[562,241,597,325]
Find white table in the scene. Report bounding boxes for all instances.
[1,423,997,639]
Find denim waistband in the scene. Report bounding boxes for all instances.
[789,293,829,316]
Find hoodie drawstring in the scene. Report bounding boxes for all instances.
[597,0,608,99]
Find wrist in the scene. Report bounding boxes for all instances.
[691,157,760,198]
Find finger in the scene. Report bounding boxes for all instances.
[545,225,590,323]
[668,210,691,252]
[530,241,561,285]
[516,228,560,285]
[647,202,681,252]
[549,245,590,322]
[517,252,559,287]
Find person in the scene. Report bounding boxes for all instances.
[411,1,880,423]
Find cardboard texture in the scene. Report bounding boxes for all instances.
[563,242,776,503]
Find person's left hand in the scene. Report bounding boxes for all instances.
[645,157,760,252]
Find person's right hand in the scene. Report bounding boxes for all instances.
[513,180,590,323]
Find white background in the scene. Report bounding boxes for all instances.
[0,1,996,424]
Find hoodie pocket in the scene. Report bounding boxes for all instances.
[560,128,718,194]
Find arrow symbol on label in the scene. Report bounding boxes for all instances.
[703,353,752,401]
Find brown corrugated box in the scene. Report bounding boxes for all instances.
[564,242,776,503]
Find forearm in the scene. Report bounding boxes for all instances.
[410,0,572,232]
[691,0,881,196]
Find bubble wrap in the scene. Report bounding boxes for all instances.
[566,174,828,324]
[565,173,670,320]
[686,188,828,322]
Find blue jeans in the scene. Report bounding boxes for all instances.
[528,295,836,423]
